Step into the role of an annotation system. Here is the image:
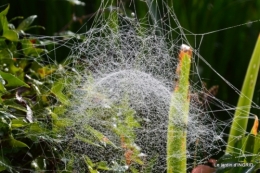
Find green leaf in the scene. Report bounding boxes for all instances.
[2,30,18,41]
[0,5,9,32]
[96,161,110,170]
[83,155,94,168]
[21,39,46,57]
[253,134,260,159]
[0,40,17,61]
[125,112,140,128]
[25,123,50,141]
[11,118,27,128]
[51,80,69,105]
[3,99,27,112]
[0,5,19,41]
[130,167,139,173]
[8,136,29,148]
[243,134,256,162]
[17,15,37,31]
[0,5,9,19]
[242,116,260,162]
[52,116,73,129]
[53,105,66,117]
[0,71,29,88]
[83,155,110,172]
[74,134,101,148]
[84,125,117,147]
[233,135,247,155]
[226,34,260,154]
[28,123,45,134]
[0,110,16,119]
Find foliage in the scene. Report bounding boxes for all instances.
[0,1,259,173]
[0,4,145,172]
[226,34,260,155]
[215,35,260,173]
[192,34,260,173]
[0,4,70,172]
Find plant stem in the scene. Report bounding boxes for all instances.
[167,44,192,173]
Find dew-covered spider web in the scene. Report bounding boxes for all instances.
[5,0,260,172]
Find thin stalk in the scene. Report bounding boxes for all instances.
[226,34,260,155]
[107,0,118,34]
[167,44,192,173]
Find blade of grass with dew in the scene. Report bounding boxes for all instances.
[226,34,260,155]
[107,0,118,34]
[167,44,192,173]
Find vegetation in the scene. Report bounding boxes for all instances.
[0,4,151,172]
[0,1,259,173]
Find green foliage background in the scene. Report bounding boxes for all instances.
[0,0,260,172]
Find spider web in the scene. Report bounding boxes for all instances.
[65,1,227,172]
[5,0,260,172]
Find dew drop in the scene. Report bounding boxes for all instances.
[1,80,5,85]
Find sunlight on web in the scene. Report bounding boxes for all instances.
[13,0,260,172]
[65,1,227,172]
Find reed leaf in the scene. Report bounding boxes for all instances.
[226,34,260,155]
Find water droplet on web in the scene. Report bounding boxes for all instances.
[4,68,9,72]
[1,80,5,85]
[0,75,5,85]
[138,153,147,157]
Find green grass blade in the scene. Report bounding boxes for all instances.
[108,9,118,34]
[226,34,260,155]
[106,0,118,34]
[167,44,192,173]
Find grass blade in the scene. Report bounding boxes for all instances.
[226,34,260,155]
